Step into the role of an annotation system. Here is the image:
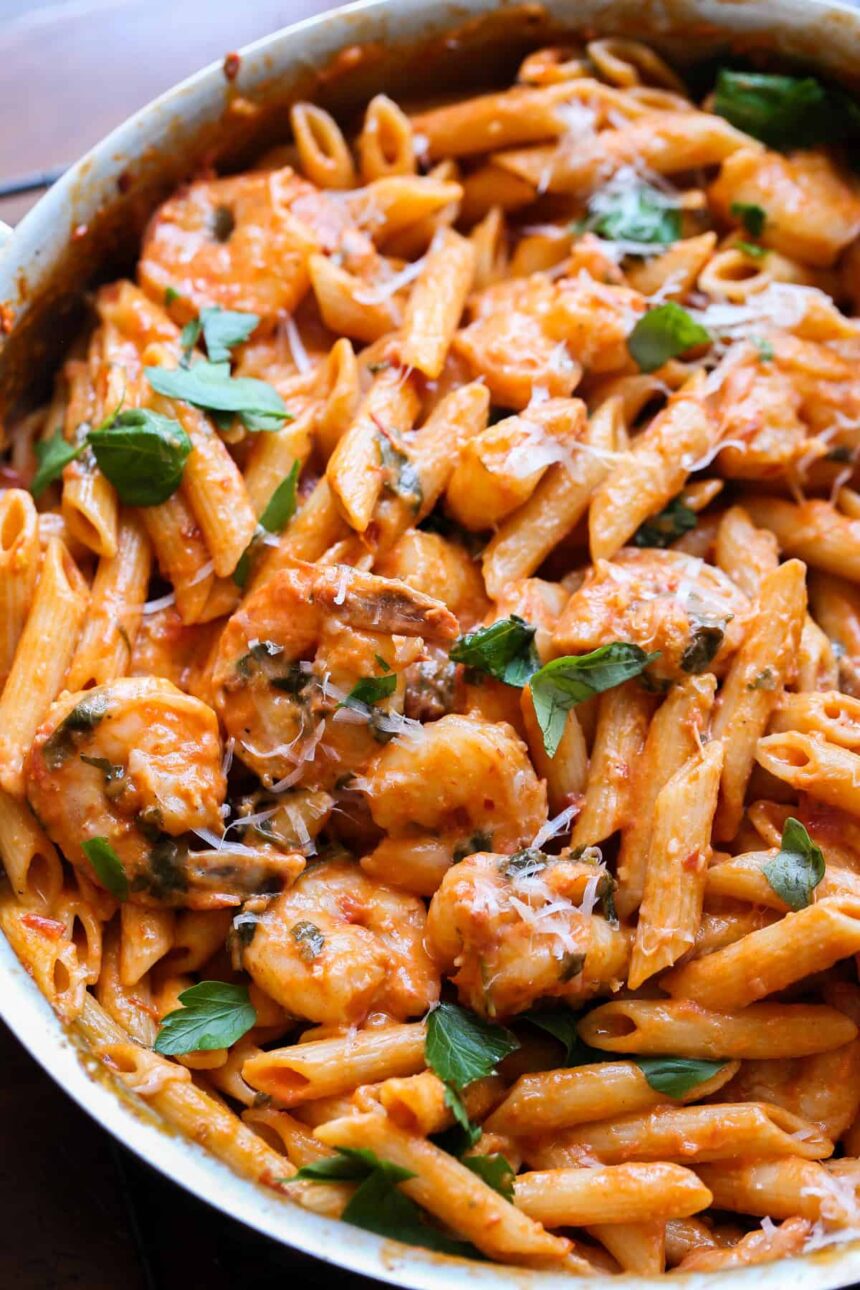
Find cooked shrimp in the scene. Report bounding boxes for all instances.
[553,548,751,683]
[360,712,546,877]
[238,859,438,1025]
[426,849,629,1017]
[375,529,488,628]
[139,166,356,327]
[24,677,301,908]
[211,559,459,791]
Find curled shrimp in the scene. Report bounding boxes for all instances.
[360,713,547,888]
[138,166,356,327]
[236,858,439,1026]
[211,559,459,792]
[426,849,630,1017]
[24,677,302,908]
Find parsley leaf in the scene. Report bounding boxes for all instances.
[627,302,710,373]
[443,1086,482,1148]
[145,360,288,431]
[529,644,660,757]
[30,427,85,498]
[462,1154,515,1200]
[730,201,766,238]
[578,180,681,246]
[633,496,698,548]
[763,816,825,911]
[295,1146,414,1184]
[449,617,539,688]
[88,409,192,506]
[81,837,129,901]
[198,306,259,363]
[425,1003,519,1090]
[714,69,835,150]
[680,624,724,674]
[634,1056,728,1098]
[153,980,256,1054]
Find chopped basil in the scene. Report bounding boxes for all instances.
[449,616,538,688]
[290,920,325,962]
[627,302,710,373]
[164,287,180,306]
[504,848,548,880]
[233,460,300,587]
[763,816,825,911]
[295,1146,414,1184]
[752,337,774,362]
[88,409,192,506]
[81,837,128,901]
[452,830,493,863]
[680,625,724,674]
[145,359,289,431]
[80,754,125,795]
[736,240,766,259]
[577,180,681,246]
[153,980,256,1054]
[747,666,777,691]
[42,693,109,768]
[341,673,397,708]
[632,496,697,549]
[713,68,846,150]
[30,427,84,498]
[529,644,660,757]
[634,1057,728,1098]
[378,435,423,512]
[559,951,586,982]
[462,1154,515,1200]
[730,201,766,238]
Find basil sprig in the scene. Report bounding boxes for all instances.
[154,980,256,1055]
[628,302,710,373]
[146,360,288,431]
[88,409,192,506]
[449,616,538,688]
[529,644,660,757]
[425,1002,519,1140]
[181,306,259,364]
[763,817,825,911]
[82,837,128,901]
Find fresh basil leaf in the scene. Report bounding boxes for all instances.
[180,318,201,360]
[736,240,766,259]
[425,1002,519,1090]
[290,919,325,962]
[518,1006,580,1061]
[529,644,660,757]
[579,180,681,245]
[730,201,766,238]
[633,496,698,549]
[634,1057,728,1098]
[87,409,192,506]
[153,980,256,1054]
[341,1168,476,1257]
[713,69,833,149]
[763,816,825,911]
[450,617,539,688]
[680,625,724,674]
[259,461,300,532]
[81,836,128,901]
[462,1154,515,1200]
[30,427,85,498]
[295,1146,415,1184]
[627,302,710,373]
[199,306,259,363]
[341,673,397,708]
[145,360,288,431]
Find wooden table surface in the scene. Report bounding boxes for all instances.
[0,7,379,1285]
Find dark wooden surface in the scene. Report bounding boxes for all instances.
[0,5,382,1284]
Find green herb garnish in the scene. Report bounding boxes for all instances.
[529,644,660,757]
[763,816,825,911]
[627,302,710,373]
[153,980,256,1054]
